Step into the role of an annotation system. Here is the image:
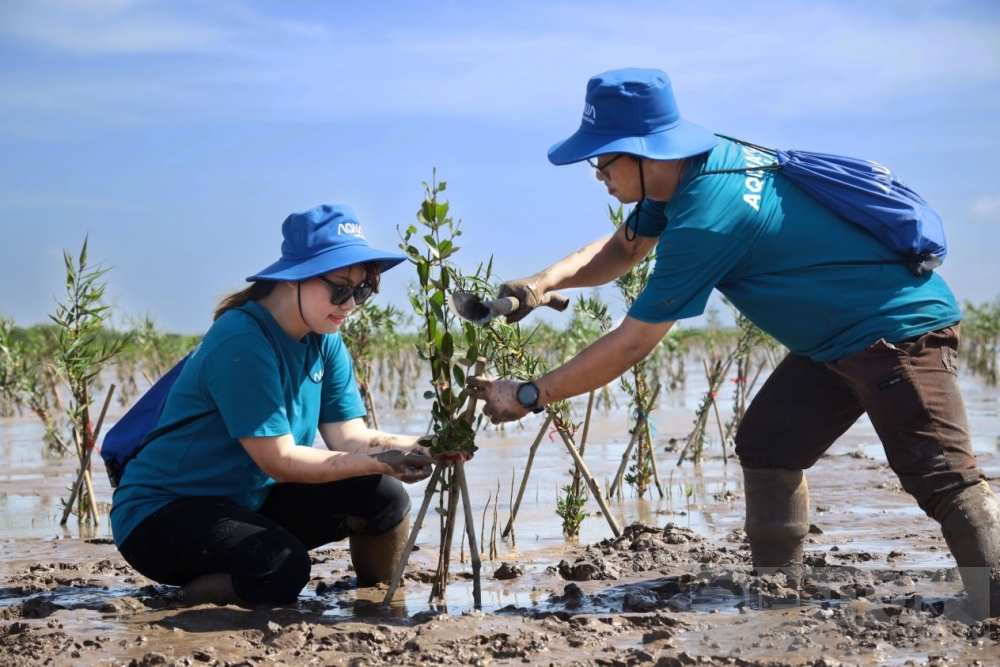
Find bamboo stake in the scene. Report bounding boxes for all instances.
[61,383,115,526]
[502,413,553,539]
[382,465,443,606]
[644,383,665,497]
[455,459,481,607]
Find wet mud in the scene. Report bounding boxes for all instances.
[3,374,1000,665]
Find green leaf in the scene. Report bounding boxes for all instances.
[441,332,454,359]
[435,201,450,223]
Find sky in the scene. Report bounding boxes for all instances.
[1,0,999,335]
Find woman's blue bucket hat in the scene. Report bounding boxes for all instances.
[548,68,718,165]
[247,204,406,282]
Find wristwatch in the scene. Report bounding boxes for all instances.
[515,380,544,413]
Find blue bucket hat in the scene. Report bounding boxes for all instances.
[548,68,718,165]
[246,204,406,282]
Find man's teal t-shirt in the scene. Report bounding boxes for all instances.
[628,137,960,361]
[110,300,367,546]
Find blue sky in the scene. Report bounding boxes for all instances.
[1,0,998,335]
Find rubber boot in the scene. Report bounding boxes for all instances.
[934,481,1000,620]
[743,468,810,587]
[349,515,410,587]
[178,573,248,607]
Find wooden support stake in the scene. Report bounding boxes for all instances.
[382,465,443,607]
[61,384,115,526]
[502,413,553,539]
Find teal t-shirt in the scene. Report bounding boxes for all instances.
[110,300,367,546]
[628,137,960,361]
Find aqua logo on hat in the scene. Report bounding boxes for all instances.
[247,204,406,282]
[548,68,718,165]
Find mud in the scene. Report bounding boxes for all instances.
[3,373,1000,665]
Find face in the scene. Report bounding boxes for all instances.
[301,264,369,334]
[590,154,641,203]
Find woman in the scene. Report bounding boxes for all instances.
[110,204,435,607]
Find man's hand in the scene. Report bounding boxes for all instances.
[369,450,435,484]
[466,377,530,424]
[497,277,543,324]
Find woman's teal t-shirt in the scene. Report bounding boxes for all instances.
[628,137,960,361]
[110,300,366,546]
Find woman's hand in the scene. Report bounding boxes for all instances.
[368,450,435,484]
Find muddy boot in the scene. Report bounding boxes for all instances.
[934,481,1000,620]
[178,573,248,607]
[743,468,809,588]
[349,515,410,587]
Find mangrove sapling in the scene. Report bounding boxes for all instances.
[0,319,71,454]
[962,299,1000,385]
[341,302,405,429]
[676,355,732,467]
[50,237,130,525]
[469,291,607,538]
[385,173,488,608]
[722,309,779,448]
[608,382,662,499]
[606,205,663,498]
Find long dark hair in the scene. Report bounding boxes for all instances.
[213,263,383,321]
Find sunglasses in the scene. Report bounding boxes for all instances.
[586,153,625,177]
[314,275,375,306]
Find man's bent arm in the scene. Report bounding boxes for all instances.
[533,226,657,293]
[537,316,674,405]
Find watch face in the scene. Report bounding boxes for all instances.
[517,382,539,408]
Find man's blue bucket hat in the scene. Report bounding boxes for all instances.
[247,204,406,282]
[548,68,718,165]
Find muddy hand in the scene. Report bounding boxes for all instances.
[466,377,529,424]
[497,277,543,324]
[369,450,435,483]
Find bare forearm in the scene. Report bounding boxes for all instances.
[266,447,386,484]
[335,430,422,455]
[537,317,673,405]
[535,229,656,292]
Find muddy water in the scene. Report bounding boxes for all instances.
[2,369,1000,665]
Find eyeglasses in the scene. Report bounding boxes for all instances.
[586,154,625,177]
[314,275,375,306]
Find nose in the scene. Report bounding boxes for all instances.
[595,169,607,182]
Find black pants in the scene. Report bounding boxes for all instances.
[118,475,410,604]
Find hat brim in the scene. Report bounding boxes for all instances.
[547,119,718,165]
[246,243,407,282]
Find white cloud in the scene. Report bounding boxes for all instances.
[970,195,1000,219]
[0,1,997,127]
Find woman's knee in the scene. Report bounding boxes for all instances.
[365,476,412,535]
[231,532,312,604]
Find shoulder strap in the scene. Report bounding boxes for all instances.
[696,134,783,177]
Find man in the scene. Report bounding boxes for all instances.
[465,68,1000,619]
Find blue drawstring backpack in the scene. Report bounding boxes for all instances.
[706,136,947,276]
[101,307,269,488]
[101,353,194,488]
